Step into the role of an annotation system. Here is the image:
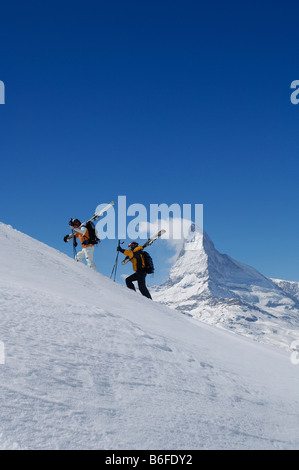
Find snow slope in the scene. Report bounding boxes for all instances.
[0,222,299,450]
[152,225,299,351]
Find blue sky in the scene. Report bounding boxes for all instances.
[0,0,298,284]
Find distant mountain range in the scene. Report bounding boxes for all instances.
[152,224,299,351]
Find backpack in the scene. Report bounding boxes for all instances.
[142,251,154,274]
[81,221,100,245]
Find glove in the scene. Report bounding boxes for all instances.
[117,245,124,253]
[64,234,72,243]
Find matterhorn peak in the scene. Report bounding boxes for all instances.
[152,227,299,351]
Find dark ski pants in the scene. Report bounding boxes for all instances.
[126,271,152,299]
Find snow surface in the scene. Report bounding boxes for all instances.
[0,222,299,450]
[152,226,299,351]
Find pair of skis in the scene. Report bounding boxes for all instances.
[88,201,115,223]
[67,201,115,238]
[121,229,166,265]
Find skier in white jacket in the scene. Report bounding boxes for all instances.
[66,218,98,272]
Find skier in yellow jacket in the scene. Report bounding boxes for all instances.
[117,241,152,299]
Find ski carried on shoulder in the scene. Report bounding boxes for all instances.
[143,229,166,247]
[121,229,166,265]
[64,201,114,243]
[88,201,114,222]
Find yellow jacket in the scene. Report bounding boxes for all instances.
[123,246,146,272]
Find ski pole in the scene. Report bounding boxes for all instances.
[110,240,123,281]
[72,229,77,259]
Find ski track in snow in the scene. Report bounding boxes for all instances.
[0,223,299,449]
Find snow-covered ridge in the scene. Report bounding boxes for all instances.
[153,226,299,351]
[1,221,299,450]
[271,278,299,302]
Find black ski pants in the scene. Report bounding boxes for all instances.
[125,271,152,299]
